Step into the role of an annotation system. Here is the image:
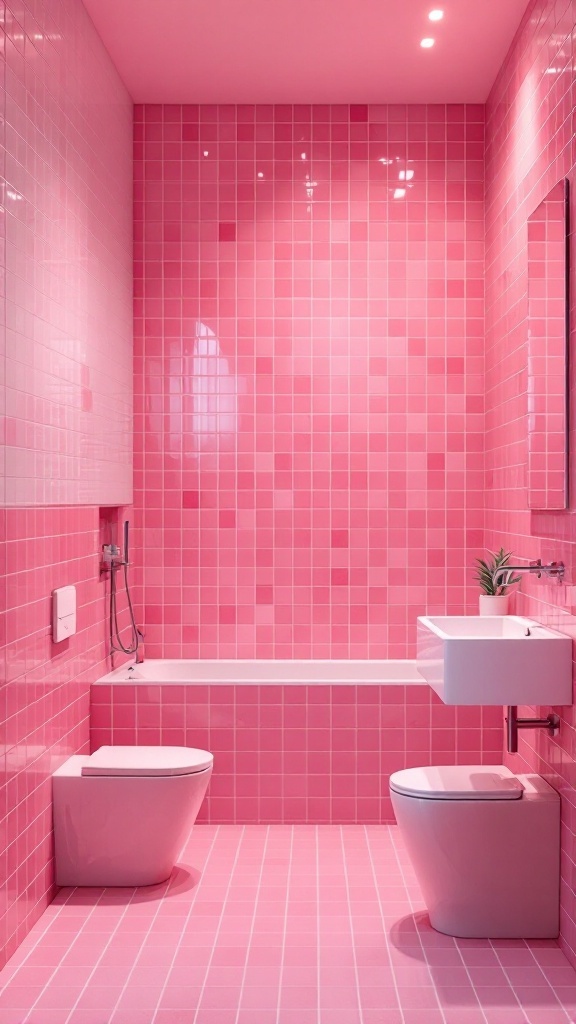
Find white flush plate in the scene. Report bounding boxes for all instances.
[52,586,77,643]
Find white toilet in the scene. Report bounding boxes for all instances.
[53,746,213,887]
[390,764,560,938]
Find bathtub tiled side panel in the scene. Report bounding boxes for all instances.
[91,684,503,823]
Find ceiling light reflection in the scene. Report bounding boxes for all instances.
[420,37,435,48]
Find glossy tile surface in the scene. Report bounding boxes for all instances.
[0,507,113,968]
[0,824,575,1024]
[485,0,576,970]
[133,103,485,660]
[2,0,133,505]
[0,0,132,967]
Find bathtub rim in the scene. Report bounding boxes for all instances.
[95,658,424,686]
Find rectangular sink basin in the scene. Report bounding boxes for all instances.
[417,615,573,706]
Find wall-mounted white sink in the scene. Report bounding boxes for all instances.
[417,615,573,706]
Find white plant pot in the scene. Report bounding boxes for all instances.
[479,594,510,616]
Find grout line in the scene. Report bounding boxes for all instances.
[75,878,171,1024]
[146,822,221,1023]
[315,824,321,1024]
[363,824,407,1024]
[275,824,294,1024]
[22,885,136,1024]
[339,824,365,1024]
[386,824,452,1024]
[490,938,572,1023]
[3,884,82,979]
[191,824,247,1024]
[233,825,271,1024]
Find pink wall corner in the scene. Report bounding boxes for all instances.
[485,0,576,969]
[133,103,486,660]
[0,0,133,968]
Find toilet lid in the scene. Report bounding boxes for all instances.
[389,765,524,800]
[81,746,213,777]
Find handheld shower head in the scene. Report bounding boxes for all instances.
[123,520,130,566]
[108,519,143,662]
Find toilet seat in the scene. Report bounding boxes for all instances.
[81,745,213,777]
[390,764,524,800]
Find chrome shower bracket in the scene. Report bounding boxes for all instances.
[506,705,560,754]
[100,543,124,577]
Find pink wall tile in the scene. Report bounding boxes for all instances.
[2,0,133,506]
[0,507,110,967]
[0,0,132,969]
[133,103,486,660]
[485,0,576,969]
[91,682,502,824]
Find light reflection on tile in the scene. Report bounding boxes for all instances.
[485,0,576,976]
[133,102,486,662]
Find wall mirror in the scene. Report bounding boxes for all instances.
[527,179,569,510]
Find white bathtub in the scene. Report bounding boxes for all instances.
[95,659,422,685]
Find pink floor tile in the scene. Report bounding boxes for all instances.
[0,825,574,1024]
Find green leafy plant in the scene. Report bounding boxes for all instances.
[473,548,522,596]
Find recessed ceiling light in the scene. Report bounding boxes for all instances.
[428,9,444,21]
[399,169,414,181]
[393,188,407,199]
[420,37,435,48]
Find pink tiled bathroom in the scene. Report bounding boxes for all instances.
[3,0,576,1021]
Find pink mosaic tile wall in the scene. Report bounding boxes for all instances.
[0,0,132,969]
[485,0,576,968]
[2,0,133,506]
[0,507,107,968]
[133,103,485,660]
[91,683,502,824]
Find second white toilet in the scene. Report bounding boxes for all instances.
[390,764,560,938]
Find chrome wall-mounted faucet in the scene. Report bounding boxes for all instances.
[492,558,564,589]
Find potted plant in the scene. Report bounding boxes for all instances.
[473,548,521,616]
